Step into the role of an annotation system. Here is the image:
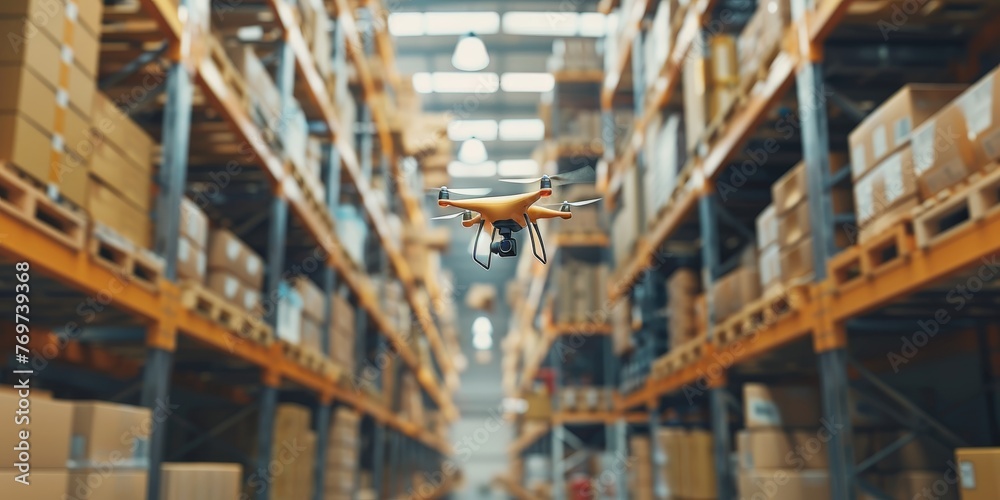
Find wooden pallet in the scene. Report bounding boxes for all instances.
[205,36,250,112]
[712,285,810,347]
[279,340,329,373]
[89,223,164,291]
[657,336,706,377]
[0,165,87,250]
[179,280,274,345]
[288,161,336,232]
[913,167,1000,249]
[829,219,916,288]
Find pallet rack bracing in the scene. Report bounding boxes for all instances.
[0,1,457,499]
[589,0,1000,498]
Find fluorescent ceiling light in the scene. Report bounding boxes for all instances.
[448,160,497,178]
[473,332,493,350]
[413,72,499,93]
[499,119,545,141]
[579,13,608,37]
[448,120,498,141]
[498,159,540,178]
[426,12,500,36]
[388,13,424,36]
[236,25,264,41]
[412,73,433,93]
[472,316,494,336]
[501,73,555,93]
[452,33,490,71]
[503,12,578,36]
[458,138,488,164]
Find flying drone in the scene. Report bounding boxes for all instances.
[430,166,601,270]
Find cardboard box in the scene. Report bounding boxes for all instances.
[0,469,68,499]
[67,470,148,500]
[87,180,152,249]
[912,102,979,197]
[90,138,152,212]
[0,390,73,468]
[955,66,1000,167]
[756,204,779,249]
[0,112,56,183]
[70,401,151,467]
[855,144,919,230]
[0,19,95,117]
[207,229,264,290]
[743,383,820,429]
[161,463,243,500]
[683,47,710,153]
[179,197,209,248]
[709,34,738,88]
[685,429,718,499]
[759,243,781,290]
[301,317,323,351]
[91,93,154,170]
[957,447,1000,500]
[207,271,259,313]
[294,277,325,324]
[779,236,814,285]
[849,84,966,179]
[773,162,807,214]
[2,0,102,78]
[738,470,831,500]
[177,237,207,283]
[777,199,811,247]
[736,429,829,470]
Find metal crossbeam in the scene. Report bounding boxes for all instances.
[168,403,258,461]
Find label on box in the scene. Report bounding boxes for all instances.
[247,255,261,276]
[244,289,260,310]
[924,159,967,195]
[851,144,866,178]
[912,121,936,175]
[958,76,994,135]
[960,460,976,489]
[872,125,888,159]
[179,238,190,261]
[61,46,73,64]
[198,252,206,276]
[66,1,79,21]
[748,399,782,426]
[225,240,240,260]
[894,116,912,144]
[57,89,69,108]
[224,276,238,298]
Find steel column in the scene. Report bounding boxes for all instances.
[276,41,296,138]
[154,63,193,280]
[699,195,721,336]
[141,348,173,500]
[818,348,856,500]
[325,143,342,211]
[552,424,566,500]
[265,197,289,329]
[313,403,332,500]
[615,419,628,500]
[388,431,401,498]
[254,385,279,500]
[710,388,735,500]
[373,423,386,498]
[649,409,666,499]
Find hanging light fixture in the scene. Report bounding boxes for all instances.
[458,136,488,164]
[452,32,489,71]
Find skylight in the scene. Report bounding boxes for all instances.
[411,72,500,93]
[448,120,499,142]
[503,12,578,36]
[387,13,423,37]
[498,159,540,177]
[448,160,498,178]
[388,12,501,37]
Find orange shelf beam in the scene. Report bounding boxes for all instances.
[138,0,182,50]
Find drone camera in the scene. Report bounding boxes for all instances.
[490,235,517,257]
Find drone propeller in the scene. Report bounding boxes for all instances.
[431,210,473,221]
[541,197,603,208]
[425,187,492,196]
[498,165,596,186]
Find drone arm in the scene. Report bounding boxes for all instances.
[528,206,572,221]
[462,214,483,228]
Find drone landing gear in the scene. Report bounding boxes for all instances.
[470,216,548,270]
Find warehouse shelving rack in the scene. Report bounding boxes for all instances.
[593,0,1000,499]
[0,1,458,499]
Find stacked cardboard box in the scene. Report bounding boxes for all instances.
[0,389,72,499]
[683,34,739,154]
[523,390,553,421]
[773,163,815,286]
[611,109,636,155]
[178,198,210,282]
[956,448,1000,500]
[710,248,760,322]
[323,408,360,500]
[558,184,604,234]
[553,261,609,323]
[849,85,967,240]
[68,400,153,499]
[548,39,602,72]
[643,113,686,221]
[613,168,642,270]
[667,268,701,348]
[297,0,333,78]
[612,297,634,355]
[206,229,264,314]
[737,0,791,94]
[293,276,325,353]
[160,463,243,500]
[738,383,829,500]
[271,404,315,500]
[642,1,676,92]
[225,44,282,142]
[852,429,956,499]
[330,293,356,376]
[756,204,781,293]
[0,0,102,207]
[629,435,654,500]
[335,205,369,268]
[558,387,613,412]
[555,109,603,148]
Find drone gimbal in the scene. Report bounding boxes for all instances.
[472,216,547,271]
